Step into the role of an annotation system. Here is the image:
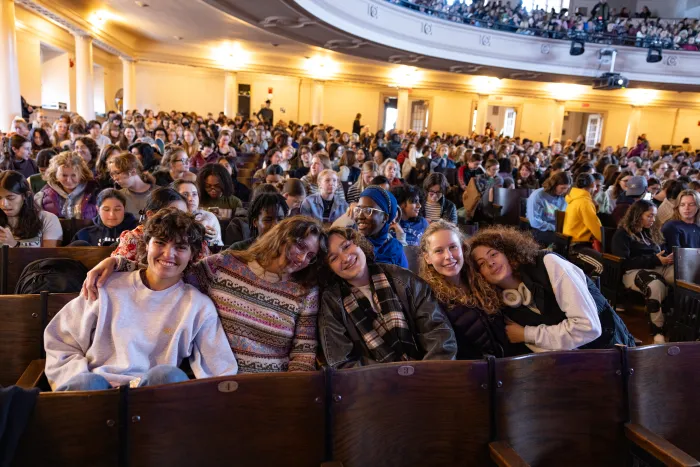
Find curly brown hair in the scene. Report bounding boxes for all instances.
[618,200,664,245]
[138,207,205,268]
[419,221,500,314]
[468,225,541,289]
[319,227,376,288]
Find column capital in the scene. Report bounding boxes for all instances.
[73,32,93,41]
[477,94,490,100]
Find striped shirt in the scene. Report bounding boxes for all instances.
[425,201,442,223]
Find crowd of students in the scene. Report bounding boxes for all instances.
[392,0,700,51]
[0,105,698,391]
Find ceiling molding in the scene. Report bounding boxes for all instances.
[15,0,136,59]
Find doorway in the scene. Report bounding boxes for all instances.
[562,111,604,148]
[485,105,517,137]
[383,97,398,133]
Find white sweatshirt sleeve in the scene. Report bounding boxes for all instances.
[523,255,602,351]
[189,301,238,378]
[44,295,100,390]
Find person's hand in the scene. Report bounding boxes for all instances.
[390,221,404,238]
[505,319,526,344]
[204,225,217,241]
[656,252,674,265]
[0,226,18,247]
[81,257,118,301]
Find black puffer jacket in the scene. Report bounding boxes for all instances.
[443,305,527,359]
[73,213,138,247]
[610,228,662,272]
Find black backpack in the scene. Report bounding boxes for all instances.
[14,258,89,294]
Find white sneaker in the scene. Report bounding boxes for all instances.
[653,334,666,344]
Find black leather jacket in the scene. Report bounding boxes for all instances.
[319,264,457,369]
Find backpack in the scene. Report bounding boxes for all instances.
[14,258,89,294]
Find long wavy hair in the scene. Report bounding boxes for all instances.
[229,216,327,288]
[43,151,94,186]
[468,226,541,303]
[618,200,664,245]
[0,171,43,240]
[611,170,632,199]
[419,221,500,314]
[320,227,376,289]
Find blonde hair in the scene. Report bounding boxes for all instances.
[162,145,187,169]
[356,161,379,192]
[672,189,700,226]
[43,151,94,185]
[419,220,500,314]
[318,169,337,182]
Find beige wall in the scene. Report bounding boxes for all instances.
[238,73,301,123]
[432,92,473,136]
[135,62,224,115]
[323,83,382,133]
[16,33,42,106]
[41,53,72,110]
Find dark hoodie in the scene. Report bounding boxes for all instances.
[73,212,138,247]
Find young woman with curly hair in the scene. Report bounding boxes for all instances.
[612,200,673,344]
[419,221,525,359]
[318,226,456,368]
[470,226,635,352]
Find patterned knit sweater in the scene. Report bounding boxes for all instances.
[116,251,318,373]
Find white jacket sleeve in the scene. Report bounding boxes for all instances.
[44,295,100,390]
[189,301,238,378]
[523,255,602,351]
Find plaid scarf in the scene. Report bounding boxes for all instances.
[340,263,422,363]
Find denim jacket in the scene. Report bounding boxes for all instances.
[300,193,348,223]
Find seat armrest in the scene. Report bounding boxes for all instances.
[626,423,700,467]
[489,441,531,467]
[16,359,46,389]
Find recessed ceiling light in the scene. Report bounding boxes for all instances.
[135,1,149,7]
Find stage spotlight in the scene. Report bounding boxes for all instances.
[647,47,662,63]
[570,39,585,56]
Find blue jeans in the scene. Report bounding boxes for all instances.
[56,365,189,391]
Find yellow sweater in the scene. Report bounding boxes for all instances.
[562,187,602,243]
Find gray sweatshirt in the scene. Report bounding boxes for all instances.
[44,270,238,390]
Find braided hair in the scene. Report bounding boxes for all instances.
[248,192,289,238]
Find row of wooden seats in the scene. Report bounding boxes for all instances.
[9,344,700,466]
[0,244,115,294]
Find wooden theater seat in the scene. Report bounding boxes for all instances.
[329,360,491,467]
[126,372,326,467]
[12,389,122,467]
[0,292,78,387]
[626,343,700,465]
[489,349,627,467]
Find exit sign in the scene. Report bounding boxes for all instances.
[582,103,590,108]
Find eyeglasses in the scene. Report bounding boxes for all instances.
[427,190,442,198]
[173,158,189,165]
[109,171,125,179]
[287,238,317,264]
[352,206,385,218]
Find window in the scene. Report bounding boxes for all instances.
[410,100,429,133]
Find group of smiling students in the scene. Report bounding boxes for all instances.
[43,178,635,391]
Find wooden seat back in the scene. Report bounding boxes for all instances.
[601,226,617,254]
[331,361,491,467]
[0,245,114,294]
[492,188,531,226]
[0,293,78,386]
[627,343,700,459]
[674,247,700,285]
[13,389,121,467]
[458,222,479,237]
[670,281,700,342]
[0,294,43,386]
[555,210,566,233]
[58,218,94,246]
[493,350,626,466]
[127,372,326,467]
